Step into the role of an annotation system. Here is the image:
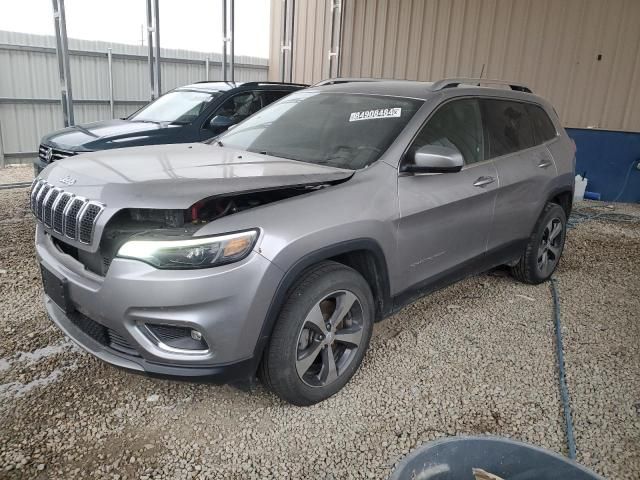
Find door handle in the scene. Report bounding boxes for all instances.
[537,158,553,168]
[473,176,496,187]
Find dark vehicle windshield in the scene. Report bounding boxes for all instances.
[215,91,423,169]
[130,90,221,124]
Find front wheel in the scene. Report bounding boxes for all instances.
[260,261,374,406]
[511,202,567,284]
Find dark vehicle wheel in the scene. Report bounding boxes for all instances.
[260,261,374,406]
[511,202,567,284]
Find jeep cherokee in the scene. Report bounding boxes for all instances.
[32,78,575,405]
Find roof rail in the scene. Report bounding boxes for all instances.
[429,78,533,93]
[241,81,309,88]
[313,77,383,87]
[192,80,309,87]
[192,80,236,84]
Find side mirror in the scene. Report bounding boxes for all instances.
[402,145,464,174]
[207,115,234,131]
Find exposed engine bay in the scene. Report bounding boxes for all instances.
[52,184,335,276]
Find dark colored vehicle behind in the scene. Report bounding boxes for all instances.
[36,81,306,173]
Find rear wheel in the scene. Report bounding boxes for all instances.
[260,261,374,406]
[511,202,567,284]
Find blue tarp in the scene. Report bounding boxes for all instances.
[567,128,639,203]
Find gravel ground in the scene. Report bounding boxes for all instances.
[0,165,33,184]
[0,190,638,479]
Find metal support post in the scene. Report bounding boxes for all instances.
[146,0,155,100]
[153,0,161,96]
[107,48,114,118]
[229,0,235,82]
[51,0,74,126]
[222,0,228,81]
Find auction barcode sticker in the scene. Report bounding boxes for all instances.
[349,108,402,122]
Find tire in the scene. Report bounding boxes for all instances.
[259,261,374,406]
[511,202,567,284]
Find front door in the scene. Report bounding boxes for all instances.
[396,98,498,294]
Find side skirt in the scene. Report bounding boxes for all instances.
[389,239,526,316]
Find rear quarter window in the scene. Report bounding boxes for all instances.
[526,104,558,143]
[481,99,535,158]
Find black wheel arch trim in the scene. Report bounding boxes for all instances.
[250,238,392,374]
[546,185,574,218]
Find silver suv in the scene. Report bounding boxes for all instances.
[32,78,575,405]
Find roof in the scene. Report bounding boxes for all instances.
[310,78,535,101]
[176,81,242,93]
[176,81,308,93]
[311,80,436,100]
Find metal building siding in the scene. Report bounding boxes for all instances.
[268,0,333,84]
[267,0,283,81]
[297,0,332,83]
[0,30,268,162]
[271,0,640,132]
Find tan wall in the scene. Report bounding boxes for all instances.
[269,0,334,84]
[269,0,640,132]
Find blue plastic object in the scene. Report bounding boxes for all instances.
[389,436,602,480]
[584,191,601,201]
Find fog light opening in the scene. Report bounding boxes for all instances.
[144,324,209,353]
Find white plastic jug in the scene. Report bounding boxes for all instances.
[574,174,587,202]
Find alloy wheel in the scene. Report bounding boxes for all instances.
[537,217,564,276]
[295,290,364,387]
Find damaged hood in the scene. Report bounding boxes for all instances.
[39,143,354,209]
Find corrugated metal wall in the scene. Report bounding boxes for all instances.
[0,31,268,164]
[268,0,333,84]
[269,0,640,133]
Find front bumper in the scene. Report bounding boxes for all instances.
[36,226,283,381]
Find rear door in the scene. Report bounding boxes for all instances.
[396,98,499,294]
[482,99,559,252]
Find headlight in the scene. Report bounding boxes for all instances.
[116,229,258,269]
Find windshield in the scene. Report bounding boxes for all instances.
[130,90,220,123]
[216,91,423,169]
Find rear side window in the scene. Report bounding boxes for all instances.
[410,98,484,164]
[262,90,293,105]
[526,104,557,143]
[481,99,535,158]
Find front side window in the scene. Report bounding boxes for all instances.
[214,91,266,124]
[215,91,423,170]
[130,90,220,124]
[481,99,535,158]
[409,98,484,165]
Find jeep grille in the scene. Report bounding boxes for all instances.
[30,179,104,244]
